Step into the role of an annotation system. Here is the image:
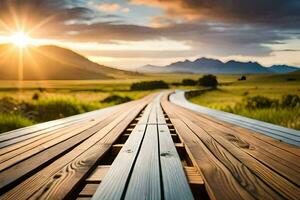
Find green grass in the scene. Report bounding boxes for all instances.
[0,114,34,133]
[188,73,300,130]
[235,108,300,130]
[0,90,154,133]
[1,73,299,132]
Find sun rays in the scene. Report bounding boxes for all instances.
[9,31,32,48]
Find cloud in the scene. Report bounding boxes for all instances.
[121,8,130,13]
[131,0,300,28]
[97,2,130,13]
[97,3,121,12]
[0,0,95,33]
[0,0,298,59]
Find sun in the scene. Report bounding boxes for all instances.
[9,32,31,48]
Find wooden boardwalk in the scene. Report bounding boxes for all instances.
[170,90,300,147]
[0,92,299,200]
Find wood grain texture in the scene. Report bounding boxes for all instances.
[0,102,128,143]
[0,117,107,171]
[27,101,147,200]
[162,92,300,200]
[0,98,149,199]
[158,124,194,200]
[86,165,110,183]
[177,102,300,188]
[92,103,152,200]
[184,167,204,185]
[124,124,161,200]
[0,110,119,192]
[189,117,300,186]
[156,101,194,200]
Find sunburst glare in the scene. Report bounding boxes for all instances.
[9,31,31,48]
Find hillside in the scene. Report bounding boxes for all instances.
[0,44,134,80]
[137,57,299,74]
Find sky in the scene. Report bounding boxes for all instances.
[0,0,300,69]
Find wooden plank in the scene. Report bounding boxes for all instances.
[86,165,110,183]
[0,99,147,199]
[184,166,204,185]
[160,96,257,200]
[110,144,123,156]
[77,198,91,200]
[169,90,300,146]
[91,103,153,200]
[0,101,133,143]
[171,91,300,154]
[156,101,194,199]
[79,184,99,197]
[25,102,147,200]
[177,104,300,187]
[0,110,121,192]
[0,120,85,157]
[162,98,300,200]
[0,101,139,195]
[158,124,193,199]
[0,106,119,146]
[0,117,108,171]
[168,118,256,200]
[178,112,295,200]
[179,105,300,159]
[124,124,161,200]
[0,119,83,148]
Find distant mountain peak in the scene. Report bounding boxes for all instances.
[137,57,299,74]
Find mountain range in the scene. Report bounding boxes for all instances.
[0,44,134,80]
[137,58,300,74]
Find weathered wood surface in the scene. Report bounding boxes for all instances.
[0,94,153,199]
[162,92,300,200]
[92,95,193,200]
[1,91,299,200]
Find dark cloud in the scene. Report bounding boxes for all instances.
[131,0,300,28]
[0,0,298,58]
[0,0,94,33]
[59,22,285,56]
[275,49,300,52]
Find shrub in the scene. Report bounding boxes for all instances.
[181,79,197,86]
[171,82,181,86]
[198,75,218,88]
[0,114,34,133]
[242,96,279,110]
[0,97,18,113]
[243,91,249,96]
[281,94,300,108]
[238,75,247,81]
[130,80,169,90]
[101,95,132,104]
[32,93,40,100]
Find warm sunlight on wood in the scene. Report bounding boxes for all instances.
[9,32,31,48]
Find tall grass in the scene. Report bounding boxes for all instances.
[225,107,300,130]
[0,96,102,133]
[31,98,100,122]
[0,114,34,133]
[0,91,147,133]
[190,91,300,130]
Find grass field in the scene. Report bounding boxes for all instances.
[1,73,299,132]
[189,73,300,130]
[0,74,210,133]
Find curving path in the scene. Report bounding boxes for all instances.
[170,90,300,147]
